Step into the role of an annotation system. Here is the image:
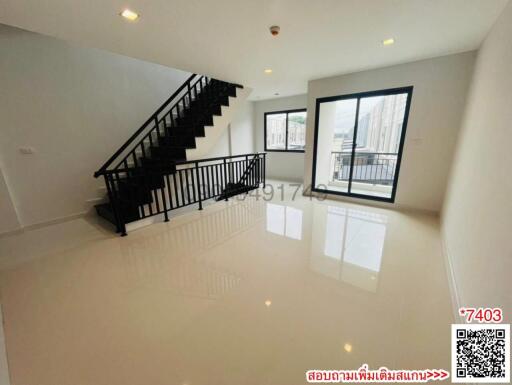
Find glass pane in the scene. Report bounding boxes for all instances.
[266,113,286,150]
[287,111,306,150]
[351,93,408,198]
[314,98,357,193]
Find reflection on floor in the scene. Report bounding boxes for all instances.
[312,206,387,292]
[0,181,452,385]
[266,203,303,240]
[266,203,387,292]
[122,198,264,300]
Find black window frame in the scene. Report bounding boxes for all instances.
[311,86,413,203]
[264,108,307,153]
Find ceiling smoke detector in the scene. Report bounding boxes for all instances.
[269,25,280,36]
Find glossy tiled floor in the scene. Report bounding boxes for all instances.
[0,182,453,385]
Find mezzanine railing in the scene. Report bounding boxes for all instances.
[101,153,266,235]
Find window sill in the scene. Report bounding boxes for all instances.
[264,149,305,153]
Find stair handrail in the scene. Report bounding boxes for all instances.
[174,152,266,166]
[98,153,266,174]
[94,73,199,178]
[238,154,259,185]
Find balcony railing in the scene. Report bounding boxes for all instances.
[331,152,397,185]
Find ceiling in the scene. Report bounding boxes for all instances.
[0,0,508,100]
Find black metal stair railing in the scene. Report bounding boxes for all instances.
[216,154,262,200]
[94,74,225,177]
[92,72,261,236]
[99,153,266,236]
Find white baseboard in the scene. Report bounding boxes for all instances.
[303,189,439,216]
[0,211,89,238]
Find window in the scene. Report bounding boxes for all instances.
[265,109,306,152]
[312,87,413,203]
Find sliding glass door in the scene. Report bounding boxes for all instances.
[312,87,413,202]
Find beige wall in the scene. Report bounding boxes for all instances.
[304,52,476,212]
[442,1,512,318]
[0,24,191,229]
[254,94,307,182]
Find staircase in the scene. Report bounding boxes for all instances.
[93,74,265,236]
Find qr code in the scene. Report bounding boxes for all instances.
[452,324,510,383]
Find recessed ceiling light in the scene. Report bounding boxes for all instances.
[344,343,353,353]
[382,38,395,46]
[264,69,273,74]
[120,9,139,21]
[265,300,272,307]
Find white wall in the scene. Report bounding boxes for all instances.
[0,24,191,229]
[253,94,307,182]
[186,87,252,160]
[304,52,476,212]
[0,167,19,234]
[442,1,512,318]
[314,102,337,187]
[207,99,255,158]
[230,99,255,155]
[206,129,231,159]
